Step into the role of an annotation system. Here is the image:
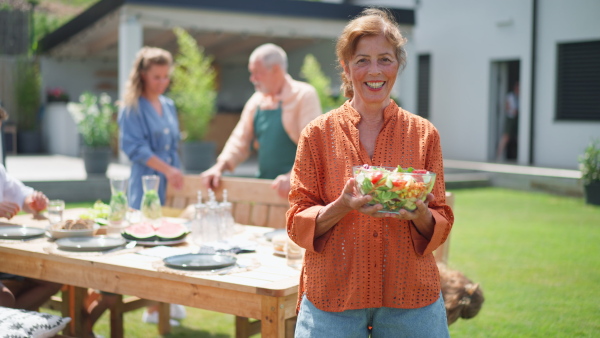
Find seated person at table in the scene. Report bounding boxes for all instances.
[0,144,60,310]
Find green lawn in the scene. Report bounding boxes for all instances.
[447,188,600,337]
[48,188,600,337]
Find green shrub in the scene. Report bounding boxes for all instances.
[170,27,217,141]
[15,58,40,131]
[579,138,600,185]
[300,54,345,113]
[67,91,117,147]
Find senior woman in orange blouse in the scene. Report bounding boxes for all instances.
[287,8,454,337]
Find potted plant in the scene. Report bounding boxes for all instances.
[15,57,42,153]
[46,87,70,103]
[579,138,600,206]
[43,86,79,156]
[67,91,117,175]
[169,27,217,172]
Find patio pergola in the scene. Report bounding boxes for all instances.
[38,0,414,99]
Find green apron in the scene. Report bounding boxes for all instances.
[253,102,297,179]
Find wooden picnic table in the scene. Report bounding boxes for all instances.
[0,209,300,337]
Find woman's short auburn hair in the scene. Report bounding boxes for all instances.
[336,8,407,98]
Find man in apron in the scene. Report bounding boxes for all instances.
[201,43,322,198]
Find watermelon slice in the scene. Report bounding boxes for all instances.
[122,222,158,241]
[122,220,189,242]
[155,221,189,241]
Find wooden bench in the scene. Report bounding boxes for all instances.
[166,175,289,229]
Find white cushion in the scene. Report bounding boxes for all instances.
[0,306,71,338]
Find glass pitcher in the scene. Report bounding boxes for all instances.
[108,177,128,226]
[140,175,162,220]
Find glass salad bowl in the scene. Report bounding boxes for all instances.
[353,165,436,213]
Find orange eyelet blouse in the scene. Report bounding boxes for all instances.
[287,101,454,313]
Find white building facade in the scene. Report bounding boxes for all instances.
[351,0,599,170]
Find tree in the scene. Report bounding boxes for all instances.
[170,27,217,141]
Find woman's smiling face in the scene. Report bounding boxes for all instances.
[344,34,399,109]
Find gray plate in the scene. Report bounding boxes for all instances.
[55,236,126,252]
[163,253,237,271]
[0,226,45,240]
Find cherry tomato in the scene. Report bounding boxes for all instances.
[371,171,383,184]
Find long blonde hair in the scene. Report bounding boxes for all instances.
[123,47,173,109]
[336,8,407,98]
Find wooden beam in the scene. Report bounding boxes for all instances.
[86,27,118,56]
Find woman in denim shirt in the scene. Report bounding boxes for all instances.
[118,47,183,209]
[85,47,187,334]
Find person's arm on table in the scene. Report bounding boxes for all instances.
[22,191,49,216]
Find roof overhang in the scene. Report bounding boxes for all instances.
[38,0,414,64]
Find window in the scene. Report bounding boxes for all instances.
[417,54,431,119]
[556,40,600,120]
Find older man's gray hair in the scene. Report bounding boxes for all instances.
[249,43,288,73]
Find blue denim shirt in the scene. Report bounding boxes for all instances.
[118,96,181,209]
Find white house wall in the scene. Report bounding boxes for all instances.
[40,58,119,103]
[412,0,532,164]
[534,0,600,170]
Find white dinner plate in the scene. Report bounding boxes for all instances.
[0,226,45,240]
[163,253,237,271]
[55,236,126,252]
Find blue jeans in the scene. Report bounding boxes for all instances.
[295,294,449,338]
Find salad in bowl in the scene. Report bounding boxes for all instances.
[353,164,436,212]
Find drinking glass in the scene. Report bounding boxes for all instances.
[285,238,304,269]
[140,175,162,220]
[47,199,65,225]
